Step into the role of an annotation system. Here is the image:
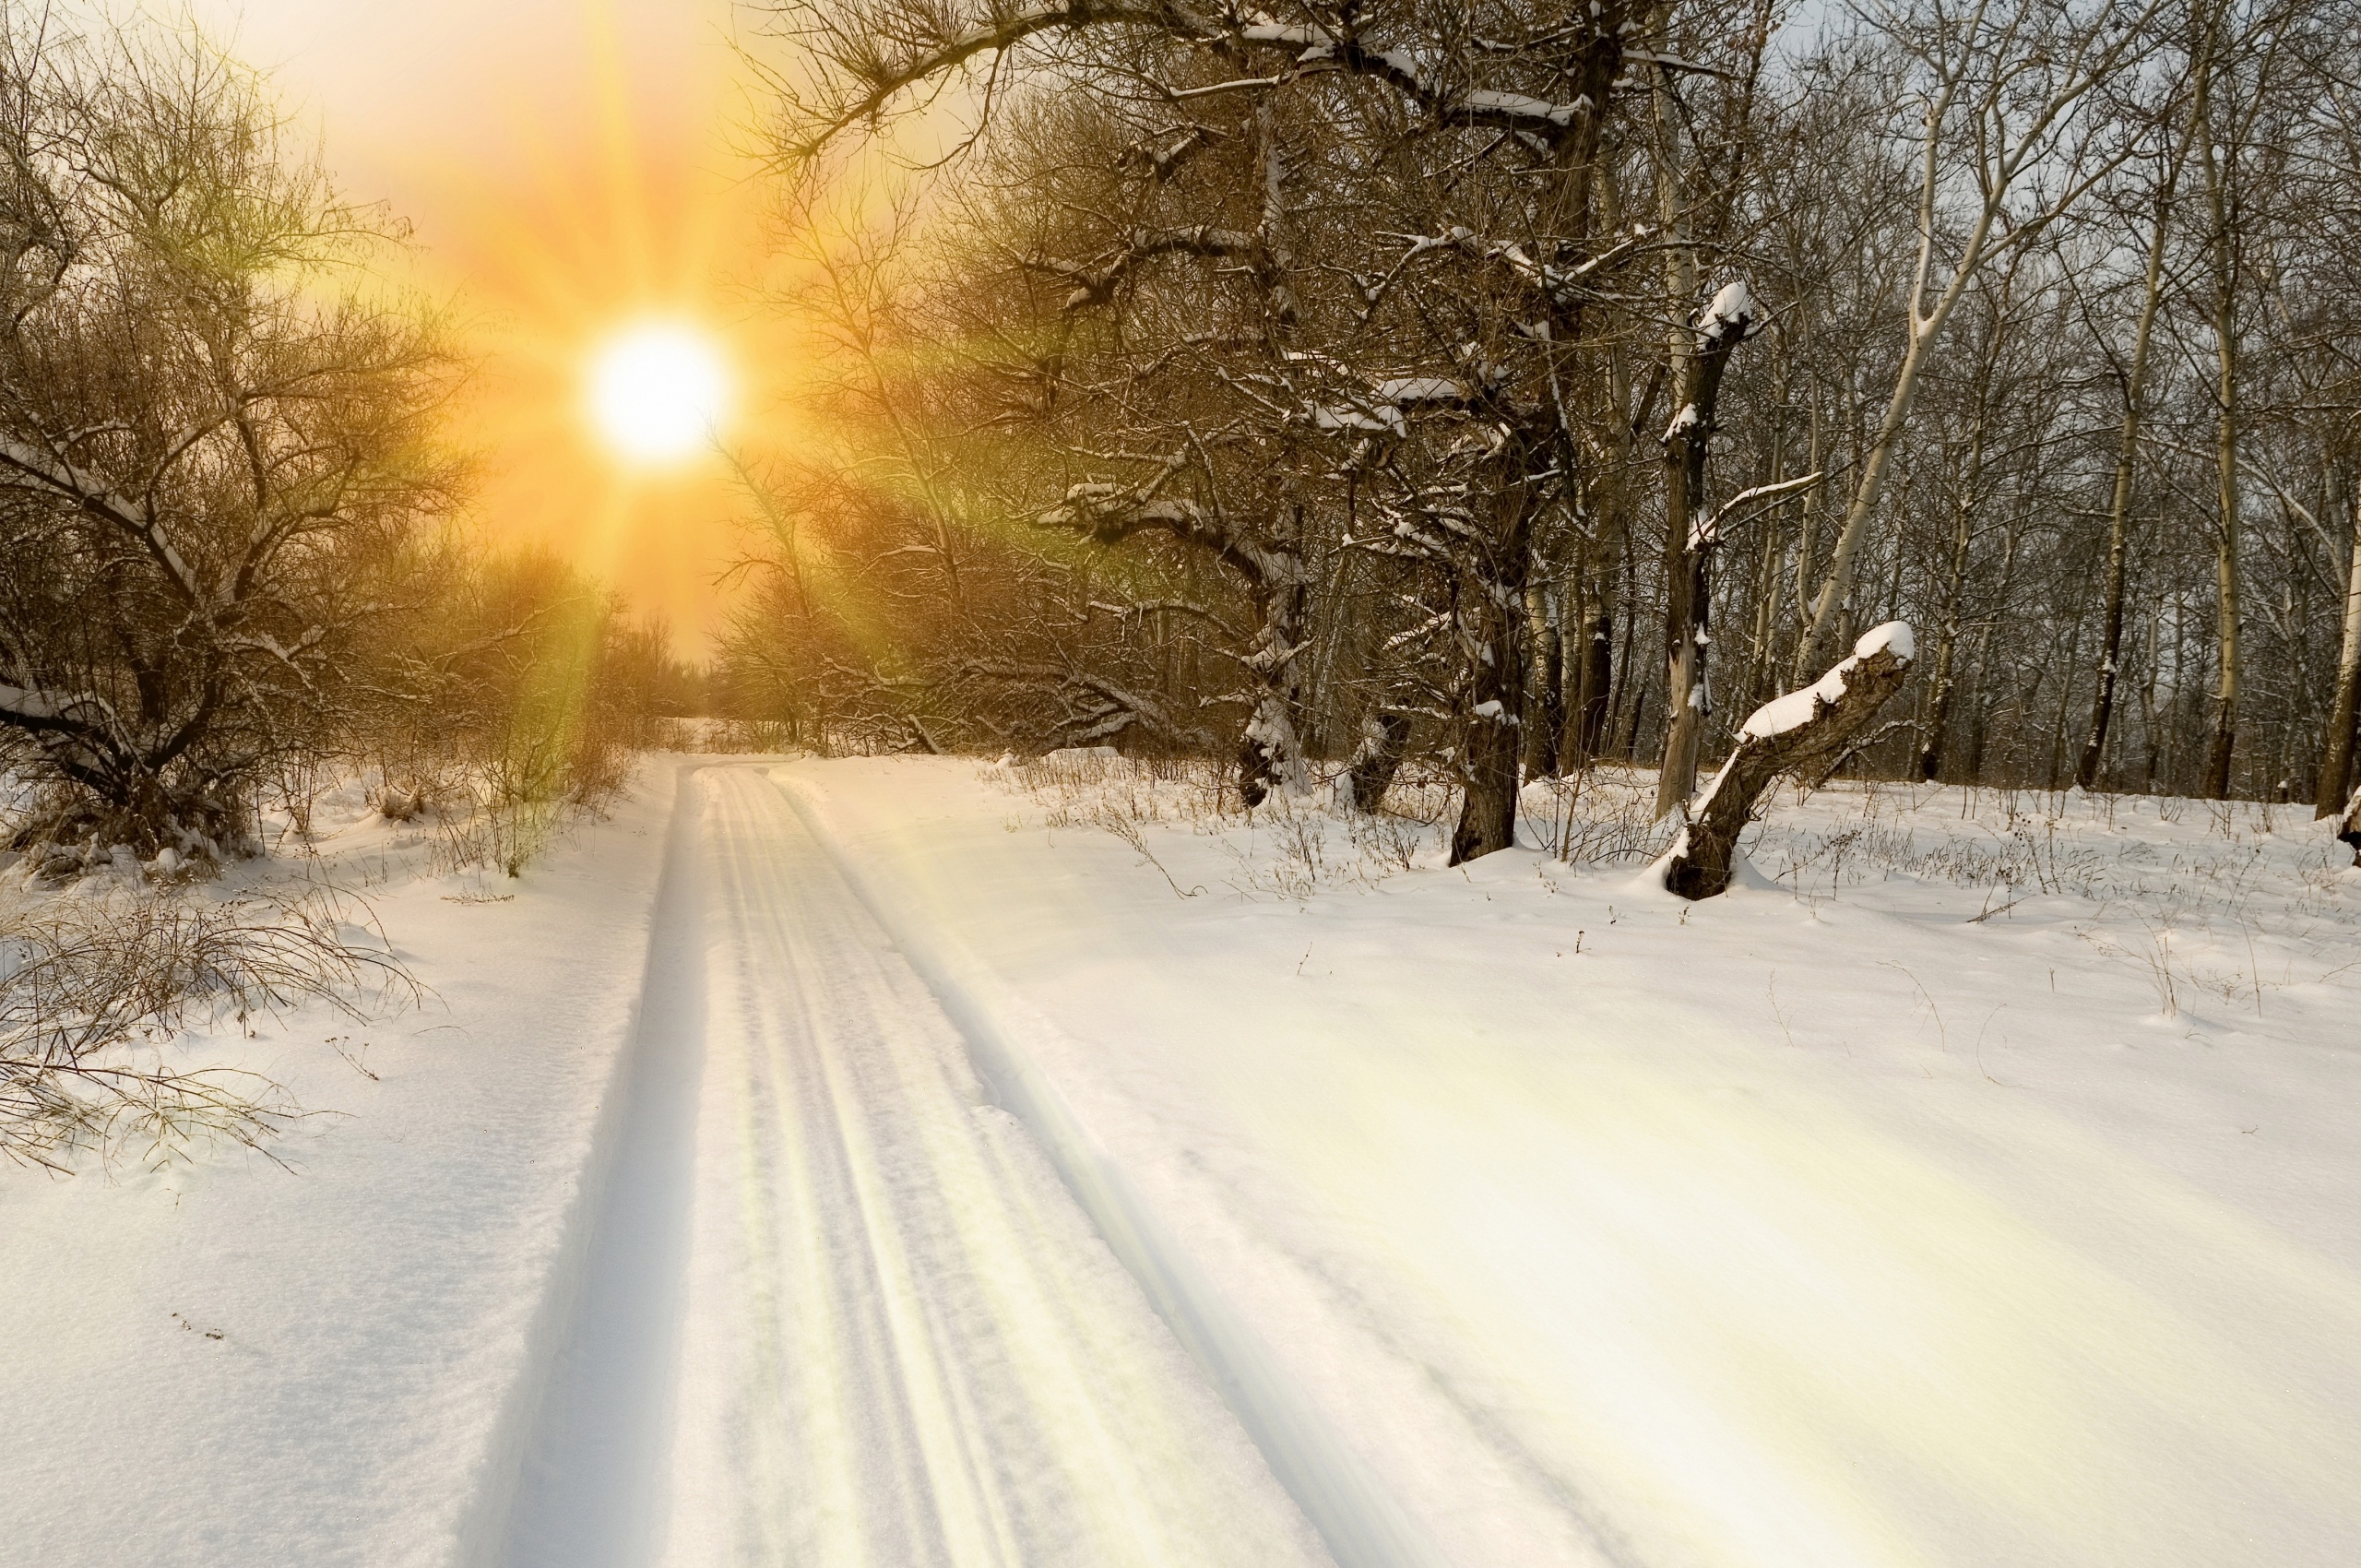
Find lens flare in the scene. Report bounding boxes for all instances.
[588,323,729,463]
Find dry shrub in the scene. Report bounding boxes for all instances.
[1523,767,1677,868]
[346,546,682,877]
[0,889,420,1173]
[988,750,1448,896]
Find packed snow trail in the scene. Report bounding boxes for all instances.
[502,766,709,1567]
[505,767,1331,1568]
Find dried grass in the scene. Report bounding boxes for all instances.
[0,888,421,1173]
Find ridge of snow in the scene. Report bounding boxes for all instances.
[1739,620,1914,741]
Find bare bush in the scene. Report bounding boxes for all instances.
[0,17,457,870]
[0,888,420,1172]
[348,546,669,878]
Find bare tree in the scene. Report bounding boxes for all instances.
[0,18,454,868]
[1792,0,2165,680]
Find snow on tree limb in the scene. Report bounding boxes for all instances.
[1662,623,1916,899]
[1038,481,1289,588]
[778,0,1616,161]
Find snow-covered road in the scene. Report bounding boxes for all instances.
[12,754,2359,1568]
[506,767,1331,1568]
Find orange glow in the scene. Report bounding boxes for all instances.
[196,0,806,655]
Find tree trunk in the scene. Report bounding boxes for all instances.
[1655,288,1759,816]
[1916,500,1973,781]
[1346,710,1412,812]
[2314,484,2361,819]
[1237,556,1311,807]
[2196,24,2242,802]
[1563,549,1615,768]
[1524,584,1563,781]
[1450,469,1535,864]
[1563,328,1641,773]
[1235,509,1312,807]
[2077,173,2175,790]
[1649,47,1702,808]
[1664,624,1915,898]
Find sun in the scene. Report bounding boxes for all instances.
[587,323,730,464]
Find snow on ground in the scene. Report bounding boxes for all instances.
[0,761,1334,1568]
[7,752,2359,1568]
[778,755,2361,1568]
[647,769,1328,1568]
[0,766,687,1567]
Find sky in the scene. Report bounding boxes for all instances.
[180,0,796,655]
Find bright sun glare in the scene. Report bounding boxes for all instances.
[589,323,729,464]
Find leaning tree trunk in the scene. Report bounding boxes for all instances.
[1663,624,1915,899]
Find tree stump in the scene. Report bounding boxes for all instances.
[1663,623,1915,899]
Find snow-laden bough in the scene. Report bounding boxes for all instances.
[1660,622,1915,899]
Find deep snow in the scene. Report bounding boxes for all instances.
[6,753,2360,1568]
[779,755,2361,1568]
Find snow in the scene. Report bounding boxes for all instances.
[1374,376,1465,404]
[772,756,2361,1568]
[9,751,2361,1568]
[1740,620,1914,740]
[1698,279,1761,337]
[1312,379,1465,437]
[0,761,1332,1568]
[1854,619,1915,660]
[1457,89,1580,125]
[528,769,1325,1567]
[0,764,691,1565]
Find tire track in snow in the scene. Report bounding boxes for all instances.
[501,766,1330,1568]
[767,769,1451,1568]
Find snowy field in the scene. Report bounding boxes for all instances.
[780,755,2361,1568]
[4,754,2359,1567]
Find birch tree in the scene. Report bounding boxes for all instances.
[1791,0,2167,680]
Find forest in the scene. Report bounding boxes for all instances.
[6,7,2361,1562]
[716,0,2361,866]
[6,2,2357,884]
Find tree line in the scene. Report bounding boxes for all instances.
[723,0,2361,862]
